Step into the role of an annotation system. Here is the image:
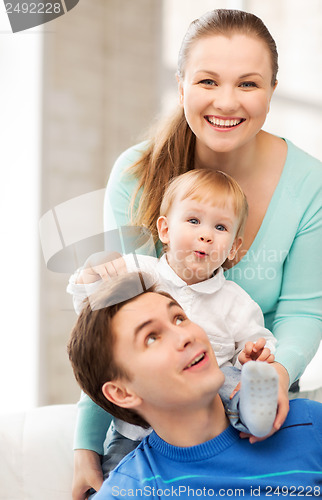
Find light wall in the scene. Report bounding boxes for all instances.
[39,0,163,405]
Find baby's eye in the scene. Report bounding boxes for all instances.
[215,224,226,232]
[146,334,158,346]
[188,218,199,225]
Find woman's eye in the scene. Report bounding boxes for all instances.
[199,79,216,86]
[240,81,258,88]
[146,334,157,346]
[215,224,226,232]
[188,218,199,225]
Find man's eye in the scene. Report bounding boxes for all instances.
[146,334,157,346]
[175,315,185,325]
[188,218,199,225]
[215,224,226,231]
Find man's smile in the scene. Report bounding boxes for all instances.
[184,351,208,370]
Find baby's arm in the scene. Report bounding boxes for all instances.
[73,252,158,287]
[76,251,126,284]
[233,301,277,367]
[231,296,289,434]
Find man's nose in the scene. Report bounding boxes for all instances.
[172,325,195,350]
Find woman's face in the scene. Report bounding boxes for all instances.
[178,34,277,159]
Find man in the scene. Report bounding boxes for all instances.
[68,273,322,499]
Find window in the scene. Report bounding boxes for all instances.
[0,8,42,413]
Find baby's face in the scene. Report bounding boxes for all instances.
[159,196,241,285]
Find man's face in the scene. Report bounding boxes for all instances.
[110,292,225,414]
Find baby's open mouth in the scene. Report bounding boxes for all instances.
[194,251,207,257]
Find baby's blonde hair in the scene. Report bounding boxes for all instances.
[160,169,248,240]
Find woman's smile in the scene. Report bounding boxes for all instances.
[205,115,246,131]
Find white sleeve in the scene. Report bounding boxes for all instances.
[123,254,159,274]
[66,270,104,315]
[232,300,277,367]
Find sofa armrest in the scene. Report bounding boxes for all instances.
[0,404,77,500]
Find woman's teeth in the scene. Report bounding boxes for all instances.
[206,117,244,128]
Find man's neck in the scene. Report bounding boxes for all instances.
[146,394,230,447]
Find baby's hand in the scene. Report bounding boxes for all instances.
[238,338,275,365]
[76,251,126,284]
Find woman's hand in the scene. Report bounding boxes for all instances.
[72,449,103,500]
[271,361,290,431]
[76,251,126,284]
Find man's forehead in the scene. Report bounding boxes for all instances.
[117,292,181,325]
[111,292,182,343]
[121,292,179,316]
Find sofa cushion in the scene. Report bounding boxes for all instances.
[0,404,77,500]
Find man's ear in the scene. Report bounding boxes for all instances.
[102,380,142,409]
[227,236,243,261]
[157,216,170,245]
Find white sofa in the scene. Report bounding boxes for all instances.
[0,404,77,500]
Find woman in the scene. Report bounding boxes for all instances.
[72,10,322,499]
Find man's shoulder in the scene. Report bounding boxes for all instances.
[283,398,322,428]
[95,439,151,498]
